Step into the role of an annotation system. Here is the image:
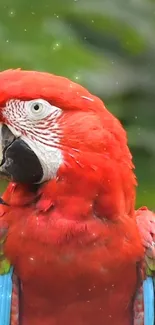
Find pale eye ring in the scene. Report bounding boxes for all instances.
[26,99,61,121]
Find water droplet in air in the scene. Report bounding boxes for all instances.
[8,10,16,17]
[52,42,61,51]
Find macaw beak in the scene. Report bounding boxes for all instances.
[0,124,43,184]
[0,124,15,180]
[0,197,9,206]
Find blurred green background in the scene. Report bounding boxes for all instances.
[0,0,154,209]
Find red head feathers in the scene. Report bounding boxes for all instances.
[0,69,136,220]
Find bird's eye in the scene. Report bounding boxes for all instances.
[31,102,44,114]
[27,100,47,120]
[26,99,62,121]
[25,99,49,120]
[33,104,40,111]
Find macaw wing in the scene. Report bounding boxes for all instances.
[134,207,155,325]
[136,207,155,275]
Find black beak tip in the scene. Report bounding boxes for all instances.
[0,197,9,206]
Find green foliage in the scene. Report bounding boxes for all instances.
[0,0,154,208]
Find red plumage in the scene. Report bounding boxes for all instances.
[0,69,147,325]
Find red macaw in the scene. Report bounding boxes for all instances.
[0,69,154,325]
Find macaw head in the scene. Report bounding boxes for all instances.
[0,69,136,218]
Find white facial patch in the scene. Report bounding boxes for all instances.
[4,99,64,182]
